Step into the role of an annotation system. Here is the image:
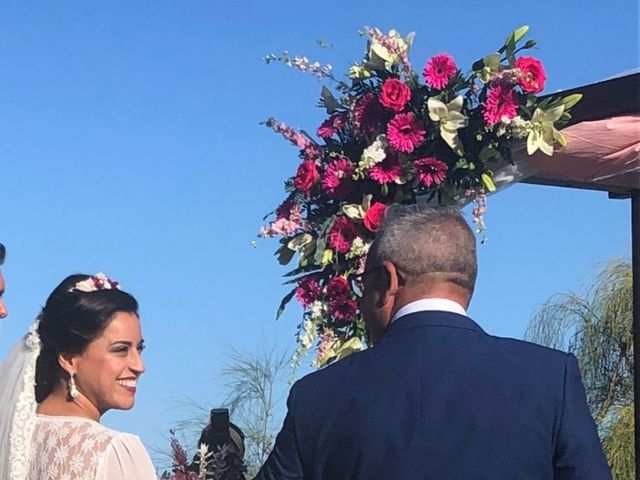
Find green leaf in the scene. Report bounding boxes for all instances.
[561,93,583,110]
[523,39,537,49]
[320,86,341,114]
[275,288,297,320]
[505,25,529,47]
[454,158,470,169]
[313,236,328,265]
[276,244,296,265]
[472,58,485,71]
[560,112,572,122]
[481,173,496,193]
[512,25,530,44]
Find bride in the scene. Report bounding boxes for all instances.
[0,273,157,479]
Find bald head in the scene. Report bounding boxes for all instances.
[368,205,477,294]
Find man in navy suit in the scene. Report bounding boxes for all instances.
[255,205,610,479]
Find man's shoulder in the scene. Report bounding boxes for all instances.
[292,346,374,394]
[483,334,572,376]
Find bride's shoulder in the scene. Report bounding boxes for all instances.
[31,416,156,479]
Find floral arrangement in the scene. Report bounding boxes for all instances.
[259,26,581,368]
[161,431,246,480]
[69,272,120,293]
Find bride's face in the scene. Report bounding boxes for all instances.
[73,312,145,414]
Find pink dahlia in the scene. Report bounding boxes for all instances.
[415,157,448,188]
[355,92,383,135]
[387,112,426,153]
[328,298,357,322]
[327,216,359,254]
[317,112,347,139]
[514,56,546,94]
[322,157,355,199]
[423,53,458,90]
[326,276,351,301]
[379,78,411,112]
[369,156,403,184]
[483,85,519,126]
[295,276,322,307]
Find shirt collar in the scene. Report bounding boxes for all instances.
[391,298,467,324]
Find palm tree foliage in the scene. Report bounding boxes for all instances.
[525,258,634,478]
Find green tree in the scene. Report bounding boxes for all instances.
[220,346,289,477]
[525,258,634,479]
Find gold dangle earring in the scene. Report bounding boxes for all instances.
[69,372,79,399]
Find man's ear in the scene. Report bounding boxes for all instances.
[378,260,400,307]
[58,352,78,374]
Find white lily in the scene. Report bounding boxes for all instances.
[367,29,414,69]
[355,135,387,178]
[348,63,372,79]
[428,96,469,154]
[527,105,566,156]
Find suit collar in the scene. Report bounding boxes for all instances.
[383,310,484,338]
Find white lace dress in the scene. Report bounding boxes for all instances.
[28,415,157,480]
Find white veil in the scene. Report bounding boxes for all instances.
[0,320,41,480]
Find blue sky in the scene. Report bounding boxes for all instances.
[0,0,637,467]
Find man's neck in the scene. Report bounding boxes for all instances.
[391,283,470,321]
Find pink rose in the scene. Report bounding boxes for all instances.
[379,78,412,112]
[514,56,546,94]
[363,202,387,232]
[293,159,319,195]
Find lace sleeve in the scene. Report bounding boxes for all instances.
[96,432,157,480]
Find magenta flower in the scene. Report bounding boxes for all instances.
[355,93,383,135]
[317,112,347,139]
[369,156,403,184]
[322,157,355,198]
[387,112,426,153]
[423,53,458,90]
[379,78,411,112]
[328,298,358,322]
[483,85,519,125]
[514,56,547,94]
[327,216,359,254]
[295,276,322,307]
[415,157,448,188]
[326,276,351,302]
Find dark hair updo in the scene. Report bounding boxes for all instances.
[35,273,139,403]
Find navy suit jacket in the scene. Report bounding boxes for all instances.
[255,311,611,479]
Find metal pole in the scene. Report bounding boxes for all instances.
[632,193,640,478]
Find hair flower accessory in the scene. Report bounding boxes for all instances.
[260,26,581,368]
[69,273,120,293]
